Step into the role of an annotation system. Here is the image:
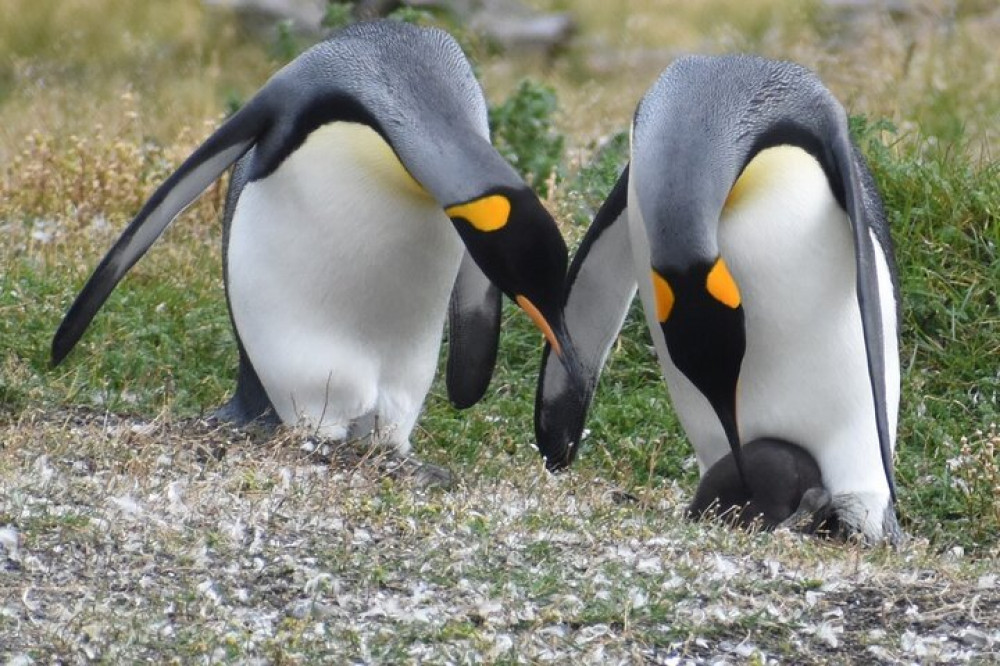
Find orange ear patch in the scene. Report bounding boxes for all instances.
[706,258,741,308]
[650,270,675,322]
[445,194,511,232]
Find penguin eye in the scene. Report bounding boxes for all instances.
[445,194,511,232]
[650,269,675,322]
[706,258,741,309]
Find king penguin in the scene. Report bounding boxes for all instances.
[535,55,902,542]
[51,20,581,457]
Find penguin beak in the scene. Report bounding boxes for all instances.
[516,294,584,385]
[710,391,747,491]
[515,295,563,356]
[652,261,748,488]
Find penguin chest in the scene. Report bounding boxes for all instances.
[719,147,894,492]
[226,122,463,433]
[636,145,896,500]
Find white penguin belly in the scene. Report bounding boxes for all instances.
[226,122,463,451]
[634,146,899,537]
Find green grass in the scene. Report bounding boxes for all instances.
[1,0,998,559]
[849,116,1000,546]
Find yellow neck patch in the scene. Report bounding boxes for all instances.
[308,122,431,200]
[706,258,741,308]
[724,144,815,212]
[650,270,675,322]
[445,194,511,232]
[516,295,561,355]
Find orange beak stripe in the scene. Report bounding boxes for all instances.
[445,194,511,232]
[516,295,562,356]
[650,270,675,322]
[706,258,741,308]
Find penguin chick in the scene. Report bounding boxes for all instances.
[687,438,833,532]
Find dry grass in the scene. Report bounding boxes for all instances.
[949,424,1000,530]
[2,412,998,663]
[0,0,271,164]
[496,0,1000,159]
[1,110,226,233]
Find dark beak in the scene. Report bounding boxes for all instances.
[708,391,748,493]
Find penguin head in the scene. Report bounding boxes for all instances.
[278,21,583,380]
[649,257,746,457]
[445,185,579,372]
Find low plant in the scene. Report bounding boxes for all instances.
[489,80,566,198]
[948,423,1000,545]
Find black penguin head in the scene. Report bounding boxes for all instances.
[446,186,579,373]
[651,257,746,474]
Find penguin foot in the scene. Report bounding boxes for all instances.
[346,411,379,442]
[294,434,454,489]
[386,455,455,489]
[777,487,833,533]
[210,397,281,431]
[827,494,903,545]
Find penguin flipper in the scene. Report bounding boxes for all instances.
[849,144,900,503]
[535,165,637,470]
[51,101,266,365]
[826,127,899,503]
[446,250,502,409]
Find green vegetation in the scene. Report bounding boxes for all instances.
[489,79,566,197]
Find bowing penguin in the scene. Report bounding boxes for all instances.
[52,20,580,456]
[536,55,901,542]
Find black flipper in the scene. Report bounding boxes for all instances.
[535,166,637,469]
[51,98,268,365]
[212,350,280,427]
[849,143,900,502]
[445,251,502,409]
